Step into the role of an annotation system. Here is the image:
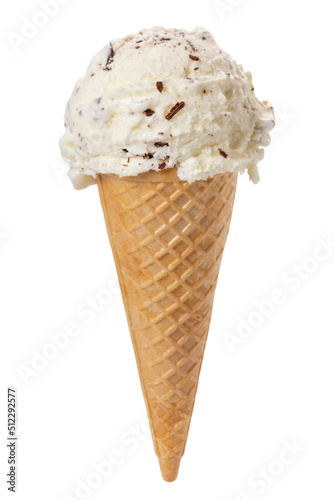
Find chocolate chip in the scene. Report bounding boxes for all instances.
[144,109,155,116]
[156,81,164,93]
[104,43,114,70]
[187,40,197,52]
[218,148,228,158]
[165,101,185,120]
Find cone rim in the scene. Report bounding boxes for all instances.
[97,168,237,184]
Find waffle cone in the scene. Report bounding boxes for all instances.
[97,168,237,481]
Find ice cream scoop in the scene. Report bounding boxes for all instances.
[59,27,274,189]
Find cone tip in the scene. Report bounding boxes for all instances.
[158,456,181,482]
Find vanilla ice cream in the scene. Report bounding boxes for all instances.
[59,27,275,189]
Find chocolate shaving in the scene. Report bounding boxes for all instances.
[194,67,199,71]
[154,142,169,147]
[104,43,114,70]
[187,40,197,52]
[143,153,154,159]
[189,54,200,61]
[78,110,82,116]
[165,101,185,120]
[161,37,171,41]
[158,162,166,170]
[156,81,164,93]
[144,109,155,116]
[122,148,128,153]
[218,149,228,158]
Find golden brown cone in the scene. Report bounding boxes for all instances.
[97,168,237,481]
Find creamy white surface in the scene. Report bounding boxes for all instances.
[59,27,275,189]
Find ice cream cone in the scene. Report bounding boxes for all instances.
[97,168,237,481]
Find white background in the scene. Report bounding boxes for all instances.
[1,0,334,498]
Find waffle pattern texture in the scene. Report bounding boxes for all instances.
[97,169,237,481]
